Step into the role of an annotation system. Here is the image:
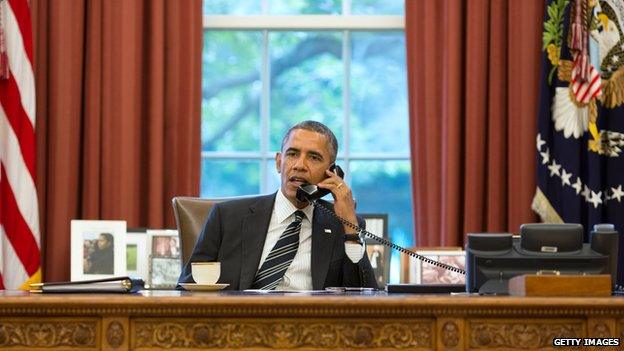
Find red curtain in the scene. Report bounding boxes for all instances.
[32,0,202,282]
[406,0,543,246]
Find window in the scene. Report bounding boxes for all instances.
[201,0,412,282]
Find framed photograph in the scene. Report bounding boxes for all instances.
[149,257,181,289]
[359,214,388,244]
[71,220,126,281]
[126,229,149,281]
[147,229,181,258]
[403,249,466,284]
[146,229,181,289]
[366,243,390,288]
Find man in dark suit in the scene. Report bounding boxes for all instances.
[178,121,377,290]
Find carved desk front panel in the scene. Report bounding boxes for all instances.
[0,291,623,350]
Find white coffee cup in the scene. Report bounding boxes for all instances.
[191,262,221,285]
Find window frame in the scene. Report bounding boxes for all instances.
[202,12,407,194]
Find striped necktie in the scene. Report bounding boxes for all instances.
[251,210,304,290]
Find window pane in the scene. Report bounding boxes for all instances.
[202,31,262,152]
[351,0,404,15]
[350,160,414,283]
[266,159,281,194]
[200,159,261,197]
[269,32,343,152]
[203,1,261,15]
[270,0,342,14]
[350,31,408,153]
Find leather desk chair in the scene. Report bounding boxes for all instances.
[172,196,254,269]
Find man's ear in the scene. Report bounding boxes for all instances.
[275,152,281,173]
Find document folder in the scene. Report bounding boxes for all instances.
[30,276,144,293]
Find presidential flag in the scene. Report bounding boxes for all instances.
[0,0,40,290]
[532,0,624,284]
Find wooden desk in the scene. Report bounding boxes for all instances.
[0,290,623,350]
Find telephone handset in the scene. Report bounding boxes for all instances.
[296,164,345,203]
[295,165,466,276]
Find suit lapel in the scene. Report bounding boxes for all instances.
[311,205,337,290]
[239,194,276,290]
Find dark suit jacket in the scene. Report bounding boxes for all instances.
[178,193,378,290]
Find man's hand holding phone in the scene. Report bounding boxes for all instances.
[317,168,358,234]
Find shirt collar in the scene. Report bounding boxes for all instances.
[275,189,313,223]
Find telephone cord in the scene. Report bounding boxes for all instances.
[313,200,466,275]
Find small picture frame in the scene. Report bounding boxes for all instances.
[359,214,388,244]
[366,243,390,288]
[71,220,126,281]
[149,257,181,289]
[146,229,181,288]
[126,229,149,281]
[147,229,181,259]
[405,249,466,284]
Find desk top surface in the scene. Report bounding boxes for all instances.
[2,290,624,310]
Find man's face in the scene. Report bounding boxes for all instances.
[276,129,333,207]
[97,235,110,249]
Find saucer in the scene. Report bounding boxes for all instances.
[180,283,229,291]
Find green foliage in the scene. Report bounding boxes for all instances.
[269,32,343,151]
[542,0,568,50]
[203,1,260,15]
[351,161,414,244]
[350,32,408,153]
[271,0,342,14]
[202,31,262,152]
[126,245,137,271]
[351,0,404,15]
[201,160,260,197]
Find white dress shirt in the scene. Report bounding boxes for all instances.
[256,189,364,290]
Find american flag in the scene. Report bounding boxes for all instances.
[0,0,40,290]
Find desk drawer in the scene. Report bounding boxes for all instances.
[0,317,99,350]
[132,317,435,350]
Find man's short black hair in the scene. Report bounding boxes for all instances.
[281,120,338,162]
[99,233,114,244]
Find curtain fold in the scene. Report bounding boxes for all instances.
[406,0,542,246]
[33,0,202,282]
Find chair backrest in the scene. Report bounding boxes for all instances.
[172,197,221,268]
[172,195,256,268]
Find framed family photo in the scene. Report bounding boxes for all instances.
[402,249,466,284]
[71,220,126,281]
[149,257,182,289]
[146,229,181,288]
[366,243,390,288]
[360,214,388,244]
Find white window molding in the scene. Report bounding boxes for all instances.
[203,15,404,30]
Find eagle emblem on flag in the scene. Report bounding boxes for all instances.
[533,0,624,285]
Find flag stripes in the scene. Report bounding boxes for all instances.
[6,0,33,61]
[0,166,39,275]
[0,77,35,176]
[4,1,35,124]
[0,0,40,290]
[0,226,30,290]
[571,64,601,105]
[0,108,39,241]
